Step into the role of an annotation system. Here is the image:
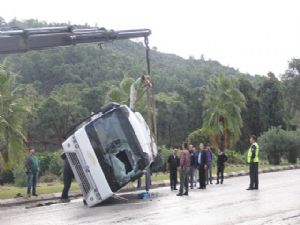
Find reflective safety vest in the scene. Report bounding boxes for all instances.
[247,142,259,163]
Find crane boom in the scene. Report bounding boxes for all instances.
[0,26,151,54]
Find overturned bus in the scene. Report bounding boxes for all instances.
[62,103,157,207]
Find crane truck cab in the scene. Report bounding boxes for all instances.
[62,103,157,207]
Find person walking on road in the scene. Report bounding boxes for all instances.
[216,149,228,184]
[196,143,207,189]
[25,148,39,198]
[177,143,190,196]
[246,135,259,190]
[168,148,180,191]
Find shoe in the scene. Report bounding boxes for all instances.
[174,188,178,190]
[210,182,213,184]
[32,194,38,197]
[190,187,194,189]
[183,192,188,196]
[253,187,259,190]
[61,198,70,203]
[246,187,253,190]
[177,193,183,196]
[216,182,219,184]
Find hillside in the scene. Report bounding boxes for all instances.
[0,18,258,148]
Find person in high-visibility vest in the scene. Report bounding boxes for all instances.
[246,135,259,190]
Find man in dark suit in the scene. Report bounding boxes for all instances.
[195,143,207,189]
[168,148,180,190]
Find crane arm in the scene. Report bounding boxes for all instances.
[0,26,151,54]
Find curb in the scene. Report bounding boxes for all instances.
[1,165,299,207]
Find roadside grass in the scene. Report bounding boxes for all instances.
[0,182,79,200]
[0,163,295,200]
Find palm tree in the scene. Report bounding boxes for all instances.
[105,74,157,139]
[202,75,246,151]
[0,65,28,169]
[105,74,151,115]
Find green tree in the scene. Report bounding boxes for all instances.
[282,58,300,129]
[258,72,285,132]
[156,92,188,147]
[0,66,28,169]
[235,77,261,152]
[202,75,246,151]
[36,84,88,147]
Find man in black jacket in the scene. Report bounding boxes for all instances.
[195,143,207,189]
[168,148,180,190]
[216,149,228,184]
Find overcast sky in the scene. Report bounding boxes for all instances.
[1,0,300,76]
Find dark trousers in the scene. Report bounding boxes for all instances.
[170,170,177,190]
[198,165,206,188]
[27,171,38,195]
[61,162,74,199]
[179,167,189,194]
[249,162,259,188]
[217,166,224,183]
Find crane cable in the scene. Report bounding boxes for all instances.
[144,36,157,143]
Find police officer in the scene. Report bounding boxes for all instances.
[246,135,259,190]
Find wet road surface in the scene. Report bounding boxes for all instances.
[1,169,300,225]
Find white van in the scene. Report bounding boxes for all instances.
[62,103,157,207]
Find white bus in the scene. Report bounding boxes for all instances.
[62,103,157,207]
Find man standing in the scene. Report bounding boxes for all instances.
[188,144,196,189]
[25,148,39,197]
[168,148,179,190]
[205,143,213,185]
[246,135,259,190]
[177,143,190,196]
[216,149,228,184]
[196,143,207,189]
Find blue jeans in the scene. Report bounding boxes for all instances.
[27,171,38,195]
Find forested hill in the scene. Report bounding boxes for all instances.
[0,19,248,94]
[2,39,245,94]
[0,18,257,149]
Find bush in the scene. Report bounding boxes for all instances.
[284,130,300,164]
[13,165,27,187]
[225,150,245,164]
[0,169,14,184]
[187,128,209,147]
[36,152,53,176]
[36,150,64,177]
[39,173,59,183]
[48,151,64,176]
[258,127,300,165]
[152,146,171,173]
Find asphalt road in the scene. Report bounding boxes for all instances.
[1,169,300,225]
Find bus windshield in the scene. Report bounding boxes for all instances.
[85,107,147,192]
